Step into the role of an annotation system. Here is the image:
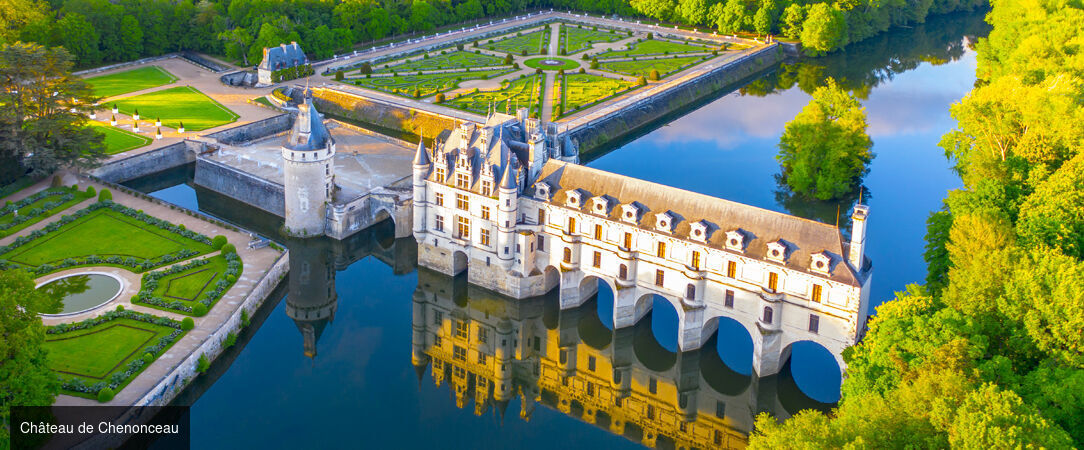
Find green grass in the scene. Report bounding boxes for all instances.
[561,73,636,116]
[88,121,152,154]
[350,69,513,98]
[523,57,580,71]
[0,188,94,238]
[448,74,543,115]
[253,96,273,107]
[1,208,212,267]
[136,253,242,315]
[85,66,177,98]
[112,86,239,131]
[597,56,708,79]
[595,39,715,59]
[376,51,507,73]
[562,24,625,54]
[482,29,549,55]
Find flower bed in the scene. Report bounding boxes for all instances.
[134,252,243,315]
[0,187,94,237]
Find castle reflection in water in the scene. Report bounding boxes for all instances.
[279,220,831,449]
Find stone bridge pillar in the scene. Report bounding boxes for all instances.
[610,327,634,399]
[677,304,706,352]
[391,200,413,238]
[558,269,589,310]
[752,324,784,377]
[613,287,648,329]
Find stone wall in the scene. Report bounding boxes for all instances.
[204,113,294,145]
[193,157,285,216]
[90,141,197,183]
[310,88,463,143]
[567,44,784,154]
[220,70,257,87]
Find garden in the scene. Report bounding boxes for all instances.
[111,86,239,131]
[88,121,152,154]
[561,24,626,54]
[447,74,543,116]
[595,38,715,59]
[597,55,709,79]
[134,248,243,316]
[350,68,514,98]
[0,185,95,238]
[84,66,177,98]
[376,50,507,73]
[559,73,637,117]
[481,29,550,55]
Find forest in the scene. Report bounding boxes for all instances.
[1,0,989,69]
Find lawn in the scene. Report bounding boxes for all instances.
[112,86,239,131]
[561,73,636,115]
[88,121,152,154]
[350,69,513,98]
[562,24,626,54]
[482,29,549,55]
[597,55,708,79]
[136,253,242,315]
[45,313,186,397]
[1,207,212,267]
[523,57,579,71]
[376,51,507,73]
[447,74,543,115]
[0,187,94,238]
[595,39,714,59]
[84,66,178,98]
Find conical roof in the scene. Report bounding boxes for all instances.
[413,139,430,165]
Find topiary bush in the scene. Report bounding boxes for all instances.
[211,235,228,250]
[86,186,95,196]
[142,353,154,364]
[116,305,124,311]
[648,69,660,81]
[51,175,62,188]
[181,317,195,330]
[435,93,445,103]
[97,387,115,403]
[98,189,112,202]
[191,303,208,316]
[334,70,344,81]
[221,243,236,255]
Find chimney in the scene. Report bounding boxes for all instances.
[848,205,869,270]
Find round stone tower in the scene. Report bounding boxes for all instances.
[282,95,335,237]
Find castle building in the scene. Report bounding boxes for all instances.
[257,41,307,85]
[282,95,335,237]
[412,111,873,376]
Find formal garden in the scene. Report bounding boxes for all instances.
[349,68,514,98]
[374,50,506,73]
[111,86,239,131]
[597,55,710,79]
[560,24,627,54]
[446,74,544,116]
[88,121,152,154]
[0,185,95,238]
[557,73,637,118]
[481,28,550,55]
[85,66,178,98]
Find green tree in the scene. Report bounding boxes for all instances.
[753,0,776,36]
[800,3,848,56]
[0,0,47,45]
[630,0,676,21]
[776,78,873,200]
[218,26,253,65]
[713,0,749,34]
[455,0,484,22]
[55,13,101,66]
[0,269,62,445]
[117,15,144,62]
[780,3,806,39]
[0,42,106,184]
[677,0,710,26]
[409,0,438,32]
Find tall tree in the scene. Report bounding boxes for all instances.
[800,3,848,56]
[0,42,106,183]
[0,0,47,45]
[776,78,873,200]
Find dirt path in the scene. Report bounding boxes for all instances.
[541,71,556,122]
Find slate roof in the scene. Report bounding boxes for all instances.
[429,114,527,194]
[535,160,863,286]
[259,42,307,71]
[285,97,333,152]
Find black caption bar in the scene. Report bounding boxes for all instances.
[10,406,190,450]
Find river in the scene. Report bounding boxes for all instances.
[126,10,989,449]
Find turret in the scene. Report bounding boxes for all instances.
[282,96,335,237]
[411,289,431,376]
[413,139,431,238]
[848,204,869,270]
[493,319,514,402]
[496,159,518,266]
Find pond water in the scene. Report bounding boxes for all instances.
[127,10,989,449]
[37,273,121,315]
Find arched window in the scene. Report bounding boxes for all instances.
[685,284,695,299]
[619,264,628,280]
[567,217,576,234]
[563,247,572,263]
[762,306,773,324]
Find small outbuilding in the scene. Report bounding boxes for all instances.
[257,42,307,85]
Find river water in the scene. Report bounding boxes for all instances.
[127,11,988,449]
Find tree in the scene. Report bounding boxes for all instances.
[0,269,62,445]
[753,0,776,36]
[117,15,144,62]
[780,3,806,39]
[409,0,438,32]
[0,0,47,45]
[455,0,484,22]
[800,3,848,56]
[0,42,106,184]
[218,26,253,65]
[630,0,676,21]
[55,13,101,66]
[713,0,749,34]
[677,0,709,26]
[776,78,873,200]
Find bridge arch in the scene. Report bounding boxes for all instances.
[701,314,756,376]
[779,339,843,403]
[451,250,468,275]
[634,292,684,354]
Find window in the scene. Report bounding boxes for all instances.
[455,320,469,338]
[588,356,596,371]
[567,217,576,233]
[586,382,595,397]
[594,224,603,240]
[435,167,445,183]
[455,193,469,210]
[812,284,823,303]
[453,345,467,361]
[623,232,632,249]
[691,251,701,269]
[478,327,488,344]
[478,206,490,220]
[538,235,545,251]
[724,289,734,308]
[478,353,488,364]
[649,377,657,394]
[657,241,666,258]
[433,310,443,325]
[480,228,491,246]
[538,208,545,224]
[686,284,695,299]
[809,314,820,333]
[457,216,470,239]
[763,306,773,324]
[592,251,601,268]
[435,192,443,206]
[768,272,779,291]
[434,336,442,347]
[481,180,493,196]
[727,261,737,278]
[455,172,469,189]
[619,264,628,280]
[435,215,444,231]
[655,269,664,287]
[716,401,726,418]
[563,248,572,263]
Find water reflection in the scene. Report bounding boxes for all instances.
[411,268,830,449]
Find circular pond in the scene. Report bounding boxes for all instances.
[37,273,123,315]
[523,57,579,71]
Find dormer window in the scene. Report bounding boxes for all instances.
[534,182,551,200]
[810,252,832,275]
[566,191,583,208]
[725,230,745,252]
[620,204,640,224]
[592,197,610,215]
[655,212,674,234]
[766,241,787,262]
[689,221,709,242]
[455,172,470,189]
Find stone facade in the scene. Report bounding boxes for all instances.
[282,96,335,237]
[413,114,872,377]
[257,42,306,85]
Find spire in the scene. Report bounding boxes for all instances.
[500,159,518,190]
[413,136,430,165]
